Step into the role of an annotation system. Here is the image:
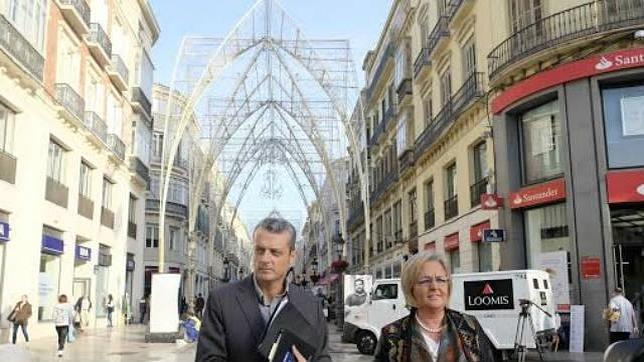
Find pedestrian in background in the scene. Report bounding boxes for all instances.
[74,295,92,331]
[53,294,74,357]
[8,294,32,344]
[139,295,148,324]
[607,287,639,344]
[105,294,115,327]
[195,293,205,318]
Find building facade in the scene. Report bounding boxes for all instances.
[0,0,159,340]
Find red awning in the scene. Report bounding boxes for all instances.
[444,232,459,251]
[470,220,491,242]
[316,273,340,286]
[606,170,644,203]
[424,241,436,252]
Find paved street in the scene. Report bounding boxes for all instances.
[0,322,608,361]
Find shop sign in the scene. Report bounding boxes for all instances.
[41,235,64,255]
[75,245,91,261]
[538,251,571,312]
[470,220,491,242]
[482,229,506,243]
[444,232,459,251]
[581,256,601,279]
[464,279,515,311]
[0,221,9,242]
[509,178,566,209]
[606,170,644,203]
[480,194,503,210]
[126,259,136,271]
[492,47,644,114]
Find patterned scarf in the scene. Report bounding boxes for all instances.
[410,313,468,362]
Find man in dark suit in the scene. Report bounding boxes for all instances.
[196,217,331,362]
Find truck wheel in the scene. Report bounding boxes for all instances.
[356,331,377,355]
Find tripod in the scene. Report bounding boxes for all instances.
[512,299,551,362]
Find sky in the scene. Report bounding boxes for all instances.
[150,0,393,234]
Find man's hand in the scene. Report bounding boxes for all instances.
[292,345,307,362]
[634,327,640,337]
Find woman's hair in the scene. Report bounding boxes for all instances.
[108,294,113,300]
[58,294,67,303]
[400,252,452,308]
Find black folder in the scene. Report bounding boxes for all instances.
[257,303,317,361]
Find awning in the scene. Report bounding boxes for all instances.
[424,241,436,252]
[42,235,64,255]
[316,273,340,286]
[444,232,459,251]
[470,220,491,242]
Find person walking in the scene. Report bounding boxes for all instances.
[607,287,639,344]
[53,294,74,357]
[74,295,92,331]
[105,294,115,327]
[196,217,330,362]
[195,293,205,318]
[8,295,32,344]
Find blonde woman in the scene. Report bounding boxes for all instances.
[374,253,497,362]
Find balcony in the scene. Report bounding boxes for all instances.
[83,111,107,144]
[426,15,450,60]
[46,177,69,208]
[424,208,435,230]
[369,119,385,147]
[447,0,468,22]
[145,199,188,219]
[470,177,488,208]
[128,221,137,239]
[415,101,452,159]
[87,23,112,66]
[131,87,152,119]
[444,195,459,220]
[413,48,431,79]
[395,229,403,243]
[129,156,150,186]
[107,54,129,92]
[396,78,413,105]
[0,14,45,83]
[0,151,16,184]
[107,134,125,161]
[77,194,93,219]
[488,0,644,82]
[56,0,90,36]
[55,83,85,122]
[399,149,415,175]
[347,203,365,230]
[369,168,399,205]
[100,206,114,228]
[409,221,418,239]
[365,42,395,100]
[452,72,485,115]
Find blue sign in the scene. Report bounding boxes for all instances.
[483,229,506,243]
[75,245,91,261]
[42,235,64,255]
[0,222,9,242]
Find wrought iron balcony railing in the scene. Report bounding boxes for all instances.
[415,101,452,159]
[451,72,485,116]
[426,15,450,58]
[444,195,459,220]
[131,87,152,117]
[397,78,412,104]
[57,0,91,34]
[365,42,395,100]
[447,0,464,21]
[369,167,399,204]
[399,149,415,174]
[409,221,418,239]
[145,199,189,219]
[108,54,129,89]
[488,0,644,80]
[83,111,107,143]
[107,134,125,161]
[413,47,431,78]
[88,23,112,59]
[470,176,488,208]
[0,14,45,81]
[55,83,85,121]
[424,208,435,230]
[129,156,150,185]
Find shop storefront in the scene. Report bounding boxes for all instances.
[0,212,9,307]
[96,244,112,319]
[39,227,64,321]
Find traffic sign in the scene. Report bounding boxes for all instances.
[482,229,505,242]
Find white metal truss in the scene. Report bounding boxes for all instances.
[157,0,371,272]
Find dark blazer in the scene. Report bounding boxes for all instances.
[196,276,331,362]
[374,308,498,362]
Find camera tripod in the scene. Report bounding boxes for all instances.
[512,299,552,362]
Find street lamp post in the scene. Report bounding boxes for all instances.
[310,258,319,284]
[333,234,345,332]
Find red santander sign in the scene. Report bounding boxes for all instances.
[509,178,566,209]
[606,170,644,203]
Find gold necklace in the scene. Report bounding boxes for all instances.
[415,315,445,333]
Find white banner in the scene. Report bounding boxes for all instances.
[538,251,570,312]
[149,273,181,334]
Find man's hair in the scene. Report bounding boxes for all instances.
[354,278,364,285]
[615,287,623,294]
[59,294,67,303]
[253,217,297,250]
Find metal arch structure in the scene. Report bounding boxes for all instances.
[158,0,372,278]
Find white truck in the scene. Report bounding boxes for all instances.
[343,270,558,356]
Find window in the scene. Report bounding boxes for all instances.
[47,139,65,183]
[384,209,392,247]
[128,194,136,223]
[395,40,410,86]
[462,36,477,78]
[85,69,104,115]
[7,0,47,49]
[525,203,570,269]
[473,142,488,181]
[169,226,179,250]
[102,178,113,209]
[437,0,449,16]
[602,84,644,168]
[423,93,433,126]
[56,30,80,88]
[393,200,402,239]
[146,224,159,248]
[520,100,563,183]
[38,253,61,321]
[106,92,122,135]
[440,69,452,107]
[137,50,154,99]
[376,215,383,251]
[445,163,457,198]
[408,188,417,223]
[372,283,398,300]
[449,249,461,273]
[152,133,164,159]
[424,180,435,230]
[79,161,92,197]
[0,103,15,153]
[134,121,152,163]
[509,0,543,38]
[478,242,493,272]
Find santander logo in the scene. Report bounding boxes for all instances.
[482,283,494,295]
[513,194,523,205]
[595,56,613,70]
[637,184,644,196]
[483,197,497,208]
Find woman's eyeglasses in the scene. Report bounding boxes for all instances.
[416,276,450,287]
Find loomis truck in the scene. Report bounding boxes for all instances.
[343,270,558,356]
